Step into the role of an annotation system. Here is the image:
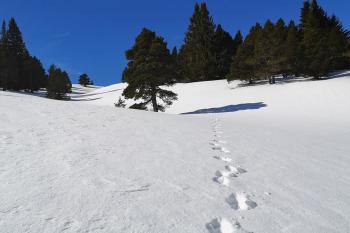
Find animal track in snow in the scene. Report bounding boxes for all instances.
[225,165,247,175]
[210,142,221,147]
[220,147,230,154]
[215,170,237,178]
[212,145,230,154]
[206,218,251,233]
[226,193,257,211]
[213,175,230,186]
[213,155,232,163]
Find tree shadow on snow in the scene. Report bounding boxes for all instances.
[182,102,267,114]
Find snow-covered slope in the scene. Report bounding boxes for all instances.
[71,72,350,118]
[1,73,350,233]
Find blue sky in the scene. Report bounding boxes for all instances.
[1,0,349,85]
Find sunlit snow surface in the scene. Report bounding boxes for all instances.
[0,72,350,232]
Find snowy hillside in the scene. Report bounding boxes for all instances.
[1,73,350,233]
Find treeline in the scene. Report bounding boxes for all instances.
[227,0,350,83]
[0,18,46,92]
[0,18,76,99]
[121,0,349,112]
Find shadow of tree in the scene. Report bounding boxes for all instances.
[182,102,267,114]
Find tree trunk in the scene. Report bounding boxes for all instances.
[151,90,158,112]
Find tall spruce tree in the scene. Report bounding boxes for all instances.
[254,20,275,82]
[269,18,287,82]
[122,28,178,112]
[285,20,301,76]
[232,30,243,57]
[23,56,46,92]
[227,23,262,84]
[0,20,9,90]
[301,0,349,78]
[213,24,235,79]
[178,3,217,82]
[7,18,29,90]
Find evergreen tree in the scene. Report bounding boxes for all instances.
[227,23,262,84]
[79,73,90,86]
[171,46,178,61]
[46,65,71,100]
[232,30,243,57]
[254,20,275,82]
[178,3,217,82]
[6,18,29,90]
[213,24,235,79]
[300,0,311,30]
[269,18,287,82]
[122,28,178,112]
[301,0,349,78]
[23,56,46,92]
[0,20,9,90]
[285,21,301,76]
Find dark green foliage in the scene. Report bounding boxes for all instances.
[46,65,72,100]
[23,56,46,92]
[0,18,47,92]
[0,20,10,90]
[227,23,262,83]
[122,28,178,112]
[232,31,243,57]
[213,24,236,79]
[285,21,301,76]
[178,3,217,82]
[227,0,349,83]
[6,18,29,90]
[301,0,349,78]
[129,102,147,110]
[79,73,90,87]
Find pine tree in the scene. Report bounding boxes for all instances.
[232,30,243,57]
[178,3,217,82]
[23,56,46,92]
[327,15,350,70]
[300,0,311,30]
[6,18,29,90]
[269,18,287,82]
[254,20,275,82]
[213,24,235,79]
[79,73,90,86]
[171,46,178,61]
[227,23,262,84]
[301,0,349,78]
[122,28,178,112]
[46,65,71,100]
[0,20,9,90]
[285,21,301,76]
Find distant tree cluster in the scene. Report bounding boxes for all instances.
[177,3,242,82]
[227,0,350,83]
[78,73,94,86]
[46,65,72,100]
[0,18,72,99]
[0,18,46,92]
[122,0,349,112]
